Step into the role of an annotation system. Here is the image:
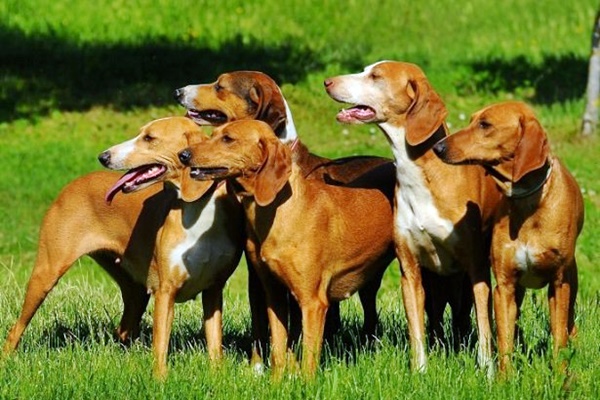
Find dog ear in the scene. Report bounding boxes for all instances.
[512,115,549,182]
[184,130,208,147]
[405,78,448,146]
[252,136,292,206]
[250,82,286,135]
[180,168,214,202]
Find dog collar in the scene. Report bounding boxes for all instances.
[486,158,553,199]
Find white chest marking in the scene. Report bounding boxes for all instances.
[513,244,545,288]
[168,195,238,301]
[381,123,457,273]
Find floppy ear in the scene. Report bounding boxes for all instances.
[252,137,292,206]
[184,129,208,147]
[249,82,286,135]
[179,168,214,202]
[512,115,549,182]
[405,78,448,146]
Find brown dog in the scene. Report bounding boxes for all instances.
[325,61,502,375]
[4,117,244,379]
[433,101,584,373]
[179,120,394,377]
[175,71,396,354]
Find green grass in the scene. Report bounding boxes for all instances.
[1,0,599,398]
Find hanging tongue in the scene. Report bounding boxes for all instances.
[105,165,166,204]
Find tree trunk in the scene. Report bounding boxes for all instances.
[581,9,600,136]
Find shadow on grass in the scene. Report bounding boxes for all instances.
[456,54,588,104]
[0,26,327,122]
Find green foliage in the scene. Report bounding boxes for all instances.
[1,0,599,398]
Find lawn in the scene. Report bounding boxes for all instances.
[1,0,599,398]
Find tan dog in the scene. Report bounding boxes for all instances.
[4,117,244,379]
[175,71,396,350]
[98,117,244,378]
[433,101,584,372]
[178,120,394,377]
[325,61,502,375]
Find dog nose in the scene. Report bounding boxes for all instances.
[98,151,111,167]
[173,88,184,102]
[432,140,447,157]
[323,79,333,88]
[178,149,192,165]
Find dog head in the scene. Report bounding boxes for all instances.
[433,101,549,182]
[98,116,213,203]
[174,71,298,143]
[178,120,292,207]
[324,60,447,146]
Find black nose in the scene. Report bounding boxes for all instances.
[178,149,192,165]
[173,88,184,102]
[323,79,333,88]
[432,140,447,157]
[98,151,111,167]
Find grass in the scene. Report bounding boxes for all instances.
[1,0,599,398]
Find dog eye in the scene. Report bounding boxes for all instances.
[369,72,380,80]
[478,120,491,129]
[221,135,234,143]
[143,134,154,142]
[214,83,223,92]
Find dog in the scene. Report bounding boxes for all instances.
[174,71,396,356]
[97,117,244,378]
[4,117,244,379]
[433,101,584,373]
[324,61,502,375]
[178,119,394,377]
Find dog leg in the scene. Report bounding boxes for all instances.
[494,278,518,375]
[359,269,384,338]
[264,280,292,378]
[471,269,494,378]
[93,253,149,342]
[548,261,578,365]
[300,298,328,377]
[396,242,427,372]
[247,257,269,372]
[202,286,224,362]
[422,268,447,347]
[3,247,76,354]
[152,286,176,380]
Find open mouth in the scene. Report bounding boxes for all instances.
[105,164,167,203]
[336,105,376,123]
[186,109,228,125]
[189,167,230,180]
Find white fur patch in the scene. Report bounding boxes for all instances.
[168,193,239,301]
[106,137,137,169]
[514,244,544,288]
[381,123,457,274]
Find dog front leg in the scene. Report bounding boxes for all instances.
[300,298,328,377]
[152,286,176,380]
[264,282,292,378]
[493,277,518,376]
[202,286,224,363]
[396,241,427,372]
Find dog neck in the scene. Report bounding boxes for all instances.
[484,158,553,199]
[276,95,299,144]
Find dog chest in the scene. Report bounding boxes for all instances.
[168,196,239,301]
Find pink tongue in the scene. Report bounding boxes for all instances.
[105,169,140,204]
[337,107,375,123]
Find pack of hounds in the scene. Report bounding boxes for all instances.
[3,61,584,379]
